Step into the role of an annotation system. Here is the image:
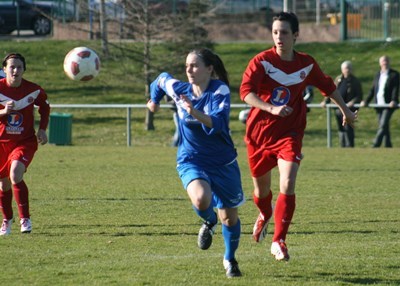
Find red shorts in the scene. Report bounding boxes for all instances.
[247,136,303,178]
[0,137,38,178]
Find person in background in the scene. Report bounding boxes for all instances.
[321,60,362,147]
[0,69,5,79]
[360,55,399,148]
[0,53,50,235]
[147,48,245,278]
[240,12,357,261]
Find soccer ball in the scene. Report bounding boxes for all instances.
[238,109,250,124]
[63,47,100,81]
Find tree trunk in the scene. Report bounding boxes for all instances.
[99,0,109,57]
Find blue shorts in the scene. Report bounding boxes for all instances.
[177,160,245,209]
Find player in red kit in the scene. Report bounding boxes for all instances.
[240,12,357,261]
[0,53,50,235]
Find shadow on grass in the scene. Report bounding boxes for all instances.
[65,197,187,201]
[316,271,400,285]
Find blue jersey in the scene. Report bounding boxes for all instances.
[150,72,237,168]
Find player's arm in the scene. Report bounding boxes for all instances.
[242,92,293,117]
[147,72,190,112]
[328,89,358,127]
[180,94,213,128]
[36,91,50,145]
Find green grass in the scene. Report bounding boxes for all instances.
[1,146,399,285]
[0,39,399,284]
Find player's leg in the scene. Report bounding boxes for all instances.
[0,143,14,236]
[252,172,274,242]
[186,179,217,250]
[9,160,32,233]
[271,159,298,261]
[0,177,13,236]
[218,207,242,278]
[247,145,275,242]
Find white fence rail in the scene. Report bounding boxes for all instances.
[49,103,396,148]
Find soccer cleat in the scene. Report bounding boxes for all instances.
[223,258,242,278]
[197,221,217,250]
[0,219,12,236]
[252,212,272,243]
[271,239,290,261]
[20,218,32,234]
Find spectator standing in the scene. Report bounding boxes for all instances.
[322,60,362,147]
[361,55,399,148]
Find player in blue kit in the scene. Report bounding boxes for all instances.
[147,48,245,278]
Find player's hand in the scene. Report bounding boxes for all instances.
[274,105,293,117]
[342,110,358,128]
[37,129,48,145]
[3,101,15,114]
[180,95,194,114]
[147,99,160,113]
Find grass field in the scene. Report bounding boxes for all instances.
[0,39,400,285]
[1,146,399,285]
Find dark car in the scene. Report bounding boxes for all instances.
[0,0,53,35]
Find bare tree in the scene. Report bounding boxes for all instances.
[99,0,110,58]
[117,0,214,130]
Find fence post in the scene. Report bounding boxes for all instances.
[127,107,131,147]
[326,105,332,148]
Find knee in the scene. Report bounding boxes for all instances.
[219,213,238,227]
[9,171,23,185]
[192,198,210,211]
[0,179,11,192]
[280,178,296,194]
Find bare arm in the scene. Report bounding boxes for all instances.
[328,89,358,127]
[243,92,293,117]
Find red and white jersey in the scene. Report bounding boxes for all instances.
[240,46,336,147]
[0,78,50,143]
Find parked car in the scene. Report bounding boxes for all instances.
[0,0,62,35]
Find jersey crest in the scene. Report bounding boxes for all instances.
[271,86,290,106]
[6,111,24,134]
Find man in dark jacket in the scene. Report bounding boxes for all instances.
[322,61,362,147]
[361,55,399,148]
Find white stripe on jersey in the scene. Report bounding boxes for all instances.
[261,60,314,86]
[164,78,180,101]
[214,84,229,96]
[0,90,40,110]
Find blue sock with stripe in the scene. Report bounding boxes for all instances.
[222,219,241,261]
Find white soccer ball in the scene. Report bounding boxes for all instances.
[238,109,250,124]
[63,47,100,81]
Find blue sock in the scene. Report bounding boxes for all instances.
[192,204,217,225]
[222,219,241,261]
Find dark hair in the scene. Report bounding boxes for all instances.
[190,48,229,86]
[2,53,26,71]
[273,12,299,34]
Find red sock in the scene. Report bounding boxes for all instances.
[13,181,30,219]
[0,189,13,220]
[273,193,296,242]
[253,190,273,219]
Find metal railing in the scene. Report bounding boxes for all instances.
[49,103,397,147]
